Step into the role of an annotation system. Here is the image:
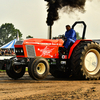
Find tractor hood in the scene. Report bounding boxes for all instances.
[23,38,64,46]
[14,38,64,58]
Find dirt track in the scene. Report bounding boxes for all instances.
[0,72,100,100]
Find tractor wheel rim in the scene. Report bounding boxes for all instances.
[84,49,100,74]
[13,66,22,73]
[36,63,46,74]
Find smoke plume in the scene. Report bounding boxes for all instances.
[45,0,86,26]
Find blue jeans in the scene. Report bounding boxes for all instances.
[64,38,75,49]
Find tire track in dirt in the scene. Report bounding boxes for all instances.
[0,72,100,100]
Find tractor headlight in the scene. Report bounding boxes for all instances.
[21,49,23,53]
[15,48,24,55]
[15,50,18,53]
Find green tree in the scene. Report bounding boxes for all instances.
[53,32,82,40]
[0,23,22,46]
[76,32,82,39]
[26,35,33,39]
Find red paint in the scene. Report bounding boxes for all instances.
[15,38,64,58]
[14,38,92,59]
[16,55,25,58]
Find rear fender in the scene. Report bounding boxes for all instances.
[68,39,92,59]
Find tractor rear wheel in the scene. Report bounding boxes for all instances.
[6,61,25,80]
[71,41,100,80]
[28,57,49,80]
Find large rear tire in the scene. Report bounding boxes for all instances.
[71,41,100,80]
[28,57,49,80]
[6,61,25,80]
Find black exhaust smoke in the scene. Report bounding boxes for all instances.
[45,0,86,26]
[45,0,86,39]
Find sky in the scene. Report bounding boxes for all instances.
[0,0,100,39]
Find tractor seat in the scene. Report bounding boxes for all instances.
[59,42,74,57]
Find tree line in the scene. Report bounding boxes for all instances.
[0,23,81,47]
[52,32,82,39]
[0,23,33,47]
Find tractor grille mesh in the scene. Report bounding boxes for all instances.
[26,45,36,57]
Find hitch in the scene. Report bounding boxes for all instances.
[5,58,28,70]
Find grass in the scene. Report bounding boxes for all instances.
[0,67,28,72]
[26,67,28,71]
[0,70,6,72]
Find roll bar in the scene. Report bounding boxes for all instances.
[72,21,86,39]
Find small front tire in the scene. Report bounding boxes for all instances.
[28,57,49,80]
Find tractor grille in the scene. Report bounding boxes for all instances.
[26,45,36,57]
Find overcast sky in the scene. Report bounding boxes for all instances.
[0,0,100,39]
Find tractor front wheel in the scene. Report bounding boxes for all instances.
[28,57,49,80]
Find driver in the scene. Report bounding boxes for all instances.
[63,25,76,49]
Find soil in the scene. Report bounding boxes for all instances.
[0,72,100,100]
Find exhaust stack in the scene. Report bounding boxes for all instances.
[48,25,52,39]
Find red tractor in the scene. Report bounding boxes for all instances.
[5,21,100,80]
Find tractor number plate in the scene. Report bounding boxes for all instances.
[61,61,66,65]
